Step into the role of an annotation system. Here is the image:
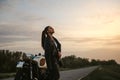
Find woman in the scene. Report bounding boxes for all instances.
[41,26,62,80]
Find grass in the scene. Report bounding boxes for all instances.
[0,73,16,79]
[81,65,120,80]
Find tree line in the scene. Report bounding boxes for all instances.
[0,50,24,73]
[61,55,118,69]
[0,50,118,73]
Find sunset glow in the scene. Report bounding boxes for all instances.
[0,0,120,63]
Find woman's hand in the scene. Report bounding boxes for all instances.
[58,52,62,59]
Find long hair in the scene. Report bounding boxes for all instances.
[41,26,50,50]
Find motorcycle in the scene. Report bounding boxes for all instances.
[14,53,48,80]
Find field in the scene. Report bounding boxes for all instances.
[0,73,15,79]
[81,65,120,80]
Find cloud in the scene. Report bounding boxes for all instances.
[61,36,104,43]
[0,23,32,36]
[0,0,51,50]
[82,11,120,25]
[0,0,20,12]
[61,36,120,63]
[0,35,31,44]
[61,35,120,49]
[104,35,120,46]
[0,40,42,54]
[0,22,42,47]
[80,48,120,63]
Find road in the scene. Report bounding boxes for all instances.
[1,66,98,80]
[60,66,98,80]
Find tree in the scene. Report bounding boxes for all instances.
[0,50,23,73]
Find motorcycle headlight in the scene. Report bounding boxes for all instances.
[40,58,46,66]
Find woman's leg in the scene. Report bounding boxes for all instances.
[51,57,60,80]
[45,54,60,80]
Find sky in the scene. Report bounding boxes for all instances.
[0,0,120,63]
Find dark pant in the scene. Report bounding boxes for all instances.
[45,53,60,80]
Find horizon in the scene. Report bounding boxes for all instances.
[0,49,118,64]
[0,0,120,63]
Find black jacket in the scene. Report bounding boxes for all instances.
[44,36,62,69]
[44,36,61,56]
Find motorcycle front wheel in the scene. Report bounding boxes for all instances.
[15,69,30,80]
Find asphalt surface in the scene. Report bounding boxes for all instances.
[1,66,98,80]
[60,66,98,80]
